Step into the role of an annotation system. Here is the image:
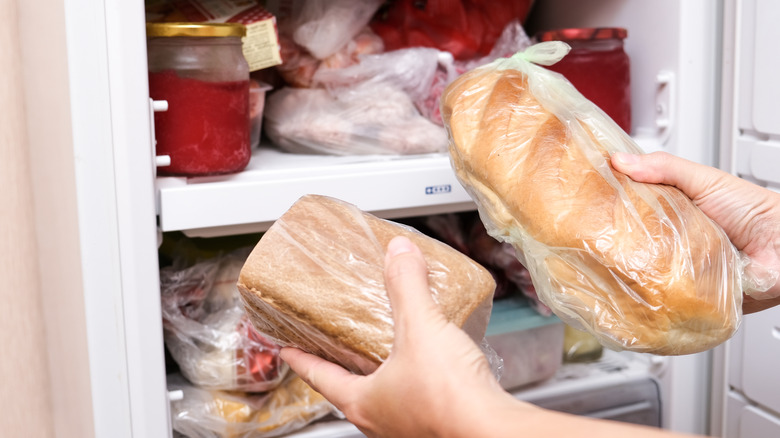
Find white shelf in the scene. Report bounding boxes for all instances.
[155,133,671,238]
[157,146,475,237]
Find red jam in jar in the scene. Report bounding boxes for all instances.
[537,27,632,134]
[147,22,251,176]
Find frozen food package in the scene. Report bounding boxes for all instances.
[265,47,454,155]
[275,27,384,89]
[439,42,767,355]
[160,250,288,392]
[276,0,384,60]
[263,83,448,155]
[168,373,337,438]
[237,194,496,375]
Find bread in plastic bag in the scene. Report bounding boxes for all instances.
[160,250,288,392]
[168,373,336,438]
[237,194,497,375]
[440,42,756,355]
[420,19,533,126]
[413,212,549,313]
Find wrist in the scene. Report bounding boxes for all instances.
[445,387,539,438]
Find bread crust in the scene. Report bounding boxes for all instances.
[441,66,741,355]
[238,195,495,374]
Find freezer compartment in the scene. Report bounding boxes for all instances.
[525,376,661,427]
[154,0,721,238]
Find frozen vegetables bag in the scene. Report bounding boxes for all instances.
[440,42,772,355]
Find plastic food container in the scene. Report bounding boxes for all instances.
[486,296,564,391]
[536,27,632,134]
[147,22,251,176]
[249,80,272,148]
[563,324,604,363]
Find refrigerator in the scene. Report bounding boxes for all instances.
[17,0,779,437]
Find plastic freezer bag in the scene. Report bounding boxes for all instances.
[264,48,450,156]
[168,373,337,438]
[237,194,497,375]
[440,42,773,355]
[160,250,288,392]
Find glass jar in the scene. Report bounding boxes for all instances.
[147,22,251,176]
[537,27,631,134]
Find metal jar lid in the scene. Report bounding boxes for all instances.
[146,22,247,38]
[536,27,627,42]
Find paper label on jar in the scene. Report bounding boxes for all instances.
[243,19,282,72]
[167,0,282,72]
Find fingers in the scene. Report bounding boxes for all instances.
[280,347,358,408]
[611,151,723,201]
[383,236,444,341]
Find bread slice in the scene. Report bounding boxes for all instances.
[238,195,495,374]
[440,58,742,355]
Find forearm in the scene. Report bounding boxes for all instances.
[459,393,699,438]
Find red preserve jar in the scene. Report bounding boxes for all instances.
[537,27,631,134]
[147,22,251,176]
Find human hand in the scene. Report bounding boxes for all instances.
[611,151,780,313]
[279,236,522,438]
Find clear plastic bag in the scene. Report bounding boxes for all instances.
[168,373,337,438]
[440,42,767,355]
[237,195,497,375]
[279,0,384,60]
[160,250,288,392]
[422,19,533,125]
[275,27,385,89]
[416,212,550,313]
[264,55,449,156]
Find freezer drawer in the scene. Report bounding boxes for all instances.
[726,392,780,438]
[737,307,780,413]
[523,377,662,427]
[739,406,780,438]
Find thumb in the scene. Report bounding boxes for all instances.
[611,151,724,202]
[383,236,447,344]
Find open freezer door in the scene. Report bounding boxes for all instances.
[720,0,780,191]
[714,0,780,436]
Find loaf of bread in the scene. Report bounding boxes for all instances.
[440,42,742,355]
[237,194,495,374]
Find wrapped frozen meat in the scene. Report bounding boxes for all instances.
[440,42,761,355]
[237,194,496,375]
[160,250,288,392]
[168,373,337,438]
[263,81,448,155]
[276,0,384,60]
[276,28,384,89]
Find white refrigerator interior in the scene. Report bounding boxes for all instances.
[36,0,775,436]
